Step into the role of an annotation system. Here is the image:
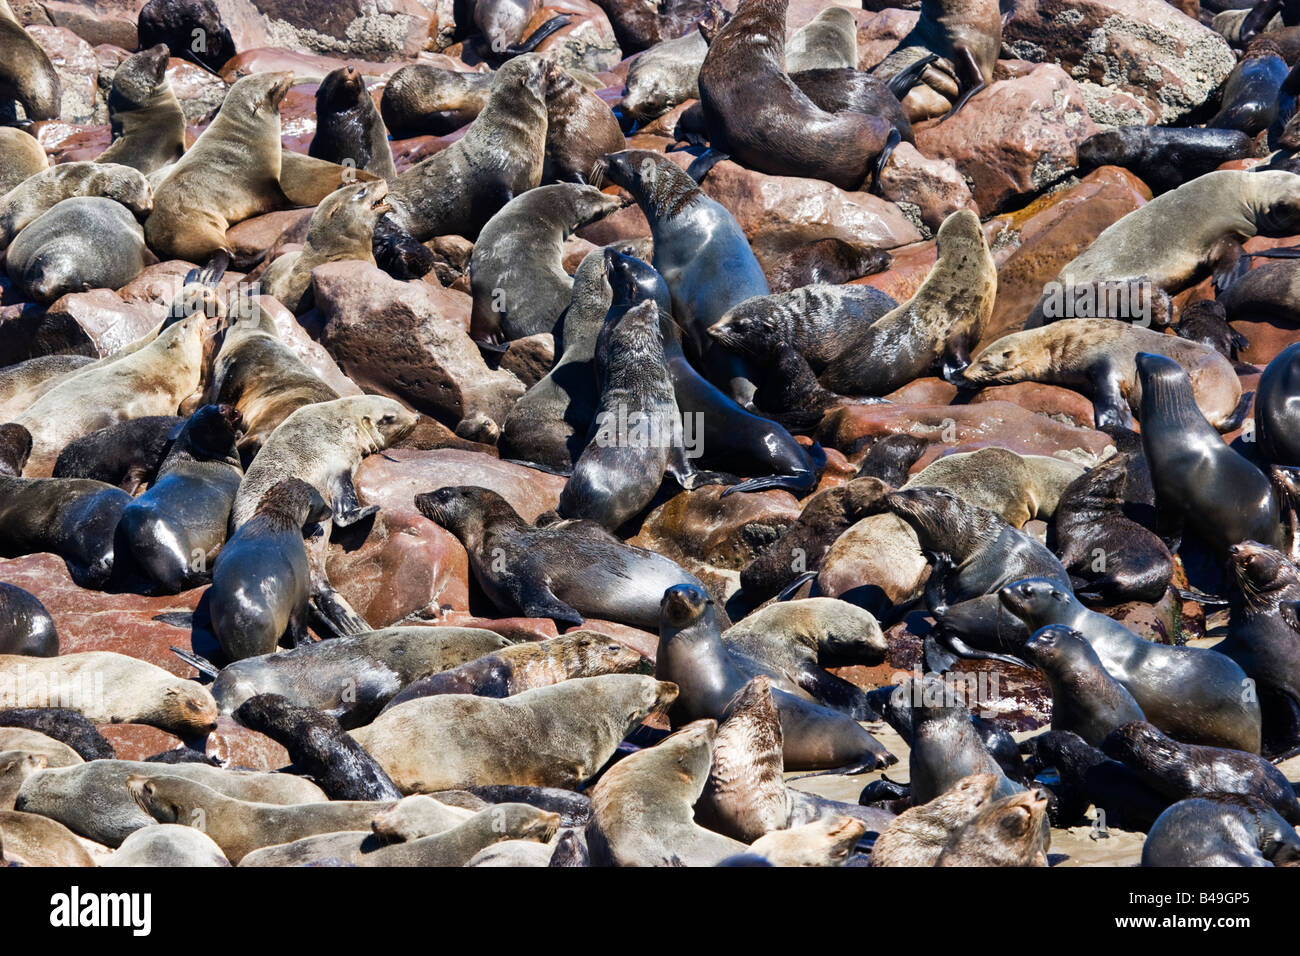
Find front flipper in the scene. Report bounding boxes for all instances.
[1090,362,1135,430]
[516,578,584,627]
[858,775,911,803]
[868,127,902,196]
[775,570,819,602]
[1209,235,1249,294]
[940,46,986,121]
[887,53,940,101]
[794,666,882,721]
[935,628,1030,668]
[666,443,738,491]
[330,471,379,528]
[720,472,816,496]
[686,148,729,183]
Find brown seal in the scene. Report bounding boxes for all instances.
[870,773,997,867]
[309,65,398,181]
[0,126,48,194]
[935,788,1051,866]
[96,43,186,175]
[0,161,153,247]
[0,0,60,121]
[379,65,493,138]
[542,60,624,185]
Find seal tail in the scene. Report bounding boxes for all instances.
[170,646,221,681]
[887,53,939,101]
[504,15,570,55]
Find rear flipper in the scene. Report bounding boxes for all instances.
[720,471,817,496]
[858,775,911,804]
[310,589,371,639]
[868,126,901,196]
[1216,390,1254,433]
[887,53,940,101]
[775,571,819,602]
[516,579,585,628]
[169,646,220,681]
[330,472,379,527]
[939,46,986,121]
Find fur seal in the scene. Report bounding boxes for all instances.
[1256,342,1300,467]
[145,71,294,264]
[935,788,1051,867]
[0,584,56,658]
[309,65,397,181]
[0,356,95,425]
[13,312,207,478]
[196,625,510,725]
[1102,720,1300,824]
[784,5,857,72]
[14,759,325,847]
[872,0,1001,118]
[260,180,392,313]
[619,28,708,125]
[127,773,394,862]
[557,299,679,530]
[0,751,48,810]
[468,183,623,343]
[0,651,217,737]
[137,0,236,74]
[210,478,330,660]
[1174,299,1249,363]
[587,719,749,865]
[657,583,894,771]
[543,61,624,185]
[901,447,1083,528]
[384,55,550,243]
[1022,624,1145,746]
[1000,578,1264,753]
[1052,453,1174,605]
[0,127,48,194]
[0,0,60,121]
[747,815,866,866]
[1141,795,1300,867]
[1077,126,1254,195]
[901,677,1022,805]
[593,0,711,51]
[0,426,130,588]
[1022,729,1167,831]
[1136,352,1284,560]
[102,823,231,867]
[382,631,645,711]
[870,773,997,867]
[856,433,928,486]
[818,209,994,393]
[1218,540,1300,756]
[738,478,891,605]
[697,0,894,192]
[379,66,493,138]
[0,708,114,760]
[351,674,678,793]
[96,44,186,175]
[964,319,1244,431]
[0,811,97,867]
[115,403,244,593]
[50,415,183,492]
[1210,39,1290,136]
[765,238,893,293]
[0,162,152,248]
[1026,170,1300,326]
[885,487,1071,662]
[369,794,475,841]
[416,485,702,629]
[595,149,768,406]
[234,694,401,801]
[6,196,154,305]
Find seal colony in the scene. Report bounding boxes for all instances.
[3,0,1300,871]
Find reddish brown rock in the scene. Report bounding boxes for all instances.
[40,290,164,357]
[878,142,978,233]
[630,485,802,572]
[326,508,470,627]
[435,614,560,643]
[207,717,292,771]
[28,25,99,123]
[969,382,1094,429]
[96,724,181,761]
[524,0,621,73]
[882,376,957,406]
[856,7,920,70]
[165,58,227,123]
[809,446,857,494]
[914,64,1102,215]
[44,123,112,162]
[17,0,141,50]
[355,448,568,523]
[1003,0,1234,124]
[497,333,555,389]
[228,209,313,270]
[0,302,96,362]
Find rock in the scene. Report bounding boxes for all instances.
[532,0,622,73]
[15,0,141,50]
[166,58,228,123]
[1003,0,1234,124]
[30,122,110,163]
[497,333,554,390]
[630,485,802,572]
[253,294,364,397]
[969,382,1095,429]
[206,717,291,771]
[856,7,920,70]
[239,0,434,61]
[28,25,99,124]
[326,508,470,627]
[313,261,522,428]
[883,376,957,405]
[116,260,248,307]
[354,448,568,523]
[229,209,314,270]
[914,63,1102,215]
[0,303,98,362]
[96,724,182,762]
[40,290,165,357]
[878,143,978,234]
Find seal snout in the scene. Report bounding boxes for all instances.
[659,583,709,628]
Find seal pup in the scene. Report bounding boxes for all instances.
[102,824,230,867]
[817,210,995,393]
[595,149,768,406]
[870,774,998,867]
[13,311,207,478]
[1209,38,1290,136]
[856,433,928,486]
[383,55,550,243]
[872,0,1001,119]
[1022,625,1145,746]
[350,674,678,793]
[115,404,244,593]
[1102,721,1300,824]
[1136,352,1284,561]
[964,319,1244,431]
[416,485,702,629]
[381,632,645,711]
[1076,126,1254,195]
[198,626,510,725]
[51,415,183,492]
[765,238,893,293]
[0,709,114,761]
[6,197,154,304]
[936,788,1051,867]
[0,161,153,248]
[587,720,750,866]
[145,71,294,265]
[234,694,400,801]
[1142,795,1300,867]
[0,585,56,658]
[309,65,398,181]
[557,299,679,531]
[379,65,493,137]
[137,0,236,74]
[0,652,217,737]
[127,774,395,862]
[0,0,59,120]
[0,426,130,588]
[259,180,392,313]
[96,44,186,175]
[542,61,625,185]
[1022,729,1168,831]
[657,583,894,772]
[468,184,623,343]
[209,478,330,661]
[698,0,895,191]
[1000,578,1264,753]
